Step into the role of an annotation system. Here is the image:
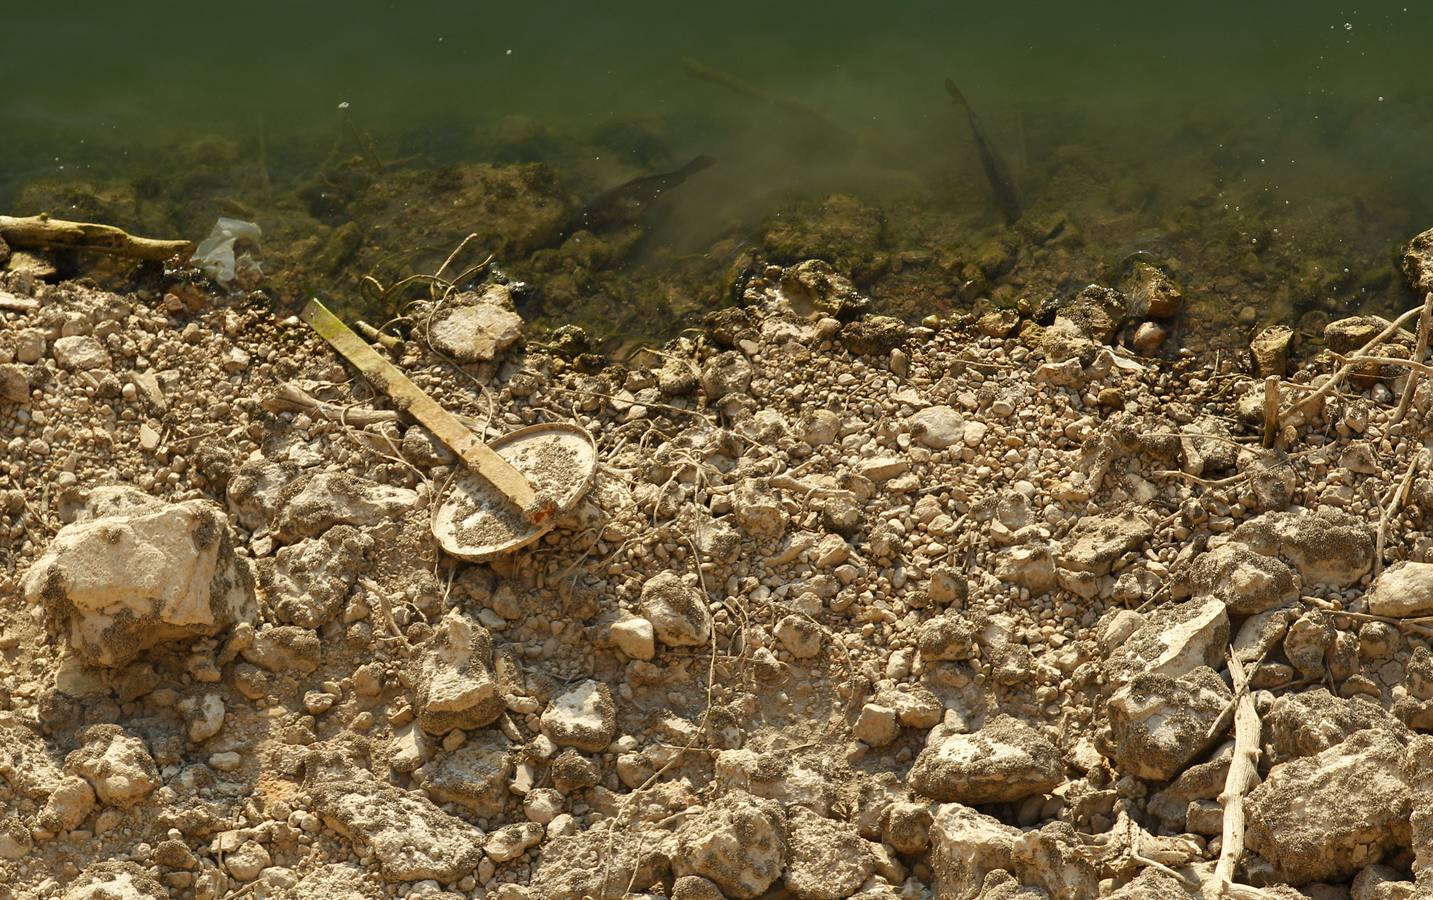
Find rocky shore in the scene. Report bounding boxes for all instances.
[4,236,1433,899]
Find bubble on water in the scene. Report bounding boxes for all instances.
[338,101,350,110]
[1344,21,1353,30]
[1378,95,1384,101]
[506,49,513,55]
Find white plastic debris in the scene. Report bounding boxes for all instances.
[193,218,263,286]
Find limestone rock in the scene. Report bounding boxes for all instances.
[226,456,299,531]
[1402,226,1433,294]
[1367,561,1433,618]
[673,791,786,899]
[841,315,909,356]
[1059,511,1152,577]
[422,731,513,816]
[774,614,823,659]
[700,351,753,400]
[1103,597,1228,688]
[640,571,712,648]
[39,774,96,832]
[929,802,1019,900]
[540,679,616,752]
[1229,508,1374,588]
[52,334,111,371]
[1264,689,1399,764]
[22,498,255,667]
[908,405,965,449]
[0,363,31,404]
[918,612,980,661]
[428,287,524,363]
[62,861,166,900]
[1106,665,1230,780]
[1125,262,1182,319]
[64,725,159,809]
[910,715,1063,804]
[531,827,677,900]
[782,807,876,900]
[778,259,869,319]
[732,480,787,538]
[1251,324,1295,377]
[1011,821,1100,900]
[484,821,543,862]
[994,542,1058,594]
[273,471,419,543]
[1352,863,1417,900]
[413,610,503,735]
[1188,542,1301,615]
[310,758,485,883]
[1246,727,1412,885]
[609,614,656,661]
[241,624,320,673]
[259,524,371,628]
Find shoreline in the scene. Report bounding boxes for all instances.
[2,243,1433,897]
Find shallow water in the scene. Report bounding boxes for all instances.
[5,2,1432,341]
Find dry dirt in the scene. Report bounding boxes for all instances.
[2,244,1433,900]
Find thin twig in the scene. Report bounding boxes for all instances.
[1284,304,1423,422]
[1375,450,1424,578]
[1393,292,1433,425]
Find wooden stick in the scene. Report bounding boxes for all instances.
[1260,376,1279,448]
[262,382,401,427]
[1284,304,1423,422]
[0,213,194,261]
[301,299,549,522]
[1213,652,1260,896]
[1375,450,1424,578]
[1393,292,1433,425]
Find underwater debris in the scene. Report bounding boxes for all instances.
[944,79,1022,224]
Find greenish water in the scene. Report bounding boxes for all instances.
[5,2,1433,344]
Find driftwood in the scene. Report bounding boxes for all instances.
[1281,304,1422,423]
[0,214,194,262]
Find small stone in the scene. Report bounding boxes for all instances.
[1367,561,1433,618]
[609,615,655,661]
[853,703,899,747]
[908,406,965,449]
[640,571,712,648]
[540,680,616,752]
[1251,325,1295,377]
[484,822,543,863]
[52,335,111,371]
[774,615,823,659]
[224,841,270,882]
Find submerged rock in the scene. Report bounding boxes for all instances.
[22,497,256,667]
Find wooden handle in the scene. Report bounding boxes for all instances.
[301,298,543,519]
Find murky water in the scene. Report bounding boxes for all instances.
[5,1,1432,344]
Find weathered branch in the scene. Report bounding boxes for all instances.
[1393,292,1433,424]
[1283,304,1422,423]
[1375,450,1424,578]
[1212,652,1260,896]
[0,213,194,262]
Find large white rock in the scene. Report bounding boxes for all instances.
[22,498,256,667]
[1367,561,1433,618]
[674,791,786,899]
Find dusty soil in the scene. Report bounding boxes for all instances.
[2,238,1433,900]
